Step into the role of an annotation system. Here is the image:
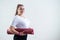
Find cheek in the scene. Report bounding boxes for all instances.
[18,10,20,11]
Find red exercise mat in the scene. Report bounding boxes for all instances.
[7,28,34,35]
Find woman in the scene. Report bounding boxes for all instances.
[9,4,30,40]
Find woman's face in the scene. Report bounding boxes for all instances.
[17,6,24,15]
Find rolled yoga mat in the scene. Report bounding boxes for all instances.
[7,28,34,35]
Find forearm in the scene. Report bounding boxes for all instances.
[12,29,20,35]
[10,26,20,35]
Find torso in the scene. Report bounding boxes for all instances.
[15,15,30,28]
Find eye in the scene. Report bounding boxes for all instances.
[20,8,24,10]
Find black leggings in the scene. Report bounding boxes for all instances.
[13,34,27,40]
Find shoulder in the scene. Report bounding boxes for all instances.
[13,15,18,20]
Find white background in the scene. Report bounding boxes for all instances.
[0,0,60,40]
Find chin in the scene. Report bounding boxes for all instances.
[19,14,23,16]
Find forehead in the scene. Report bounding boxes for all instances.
[18,6,24,8]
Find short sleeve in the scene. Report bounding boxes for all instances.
[10,16,18,28]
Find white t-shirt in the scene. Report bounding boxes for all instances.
[10,15,30,28]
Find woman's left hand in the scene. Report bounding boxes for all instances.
[19,31,26,36]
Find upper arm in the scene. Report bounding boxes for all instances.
[10,16,18,28]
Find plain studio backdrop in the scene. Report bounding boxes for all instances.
[0,0,60,40]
